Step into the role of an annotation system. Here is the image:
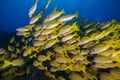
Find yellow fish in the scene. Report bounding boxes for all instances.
[8,45,15,52]
[0,48,6,55]
[29,10,43,24]
[35,35,48,40]
[61,33,78,42]
[82,41,96,49]
[16,24,35,31]
[33,40,46,47]
[57,11,78,22]
[44,38,59,49]
[94,63,116,69]
[54,45,66,53]
[34,29,42,37]
[76,36,93,46]
[16,31,30,36]
[54,56,70,63]
[40,28,56,35]
[23,46,33,57]
[43,0,52,12]
[93,55,115,63]
[91,43,110,54]
[44,9,65,23]
[44,71,56,79]
[57,76,66,80]
[34,24,42,30]
[11,57,25,66]
[50,61,60,67]
[68,49,80,55]
[69,72,85,80]
[42,20,63,29]
[66,36,80,44]
[48,33,60,40]
[38,55,50,61]
[80,49,90,55]
[58,22,79,35]
[29,0,39,18]
[9,36,15,43]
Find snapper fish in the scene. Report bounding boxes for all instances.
[44,9,65,23]
[54,45,66,53]
[8,45,15,52]
[57,76,66,80]
[48,33,60,40]
[33,40,46,47]
[44,71,56,79]
[35,35,48,41]
[34,29,42,37]
[11,57,25,66]
[43,0,52,12]
[29,10,43,24]
[93,63,117,69]
[54,56,70,63]
[9,36,15,43]
[16,31,30,36]
[34,24,42,30]
[16,24,35,32]
[0,48,6,55]
[58,22,79,35]
[66,36,80,44]
[68,49,80,55]
[57,11,78,22]
[69,72,85,80]
[91,43,110,54]
[28,0,39,18]
[93,55,115,63]
[76,36,93,46]
[82,41,96,49]
[23,46,34,57]
[61,33,78,42]
[44,38,59,49]
[1,57,25,69]
[99,21,113,30]
[42,20,64,29]
[40,28,56,35]
[50,61,60,67]
[38,55,50,61]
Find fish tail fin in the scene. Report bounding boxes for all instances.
[75,11,78,17]
[47,55,51,60]
[72,21,77,26]
[61,9,65,14]
[53,5,58,12]
[49,0,52,2]
[2,60,12,68]
[74,25,79,31]
[56,38,59,42]
[74,32,78,37]
[36,0,39,3]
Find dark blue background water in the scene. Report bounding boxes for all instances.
[0,0,120,32]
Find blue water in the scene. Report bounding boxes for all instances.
[0,0,120,32]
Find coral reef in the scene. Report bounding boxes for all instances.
[0,0,120,80]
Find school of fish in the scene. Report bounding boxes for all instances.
[0,0,120,80]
